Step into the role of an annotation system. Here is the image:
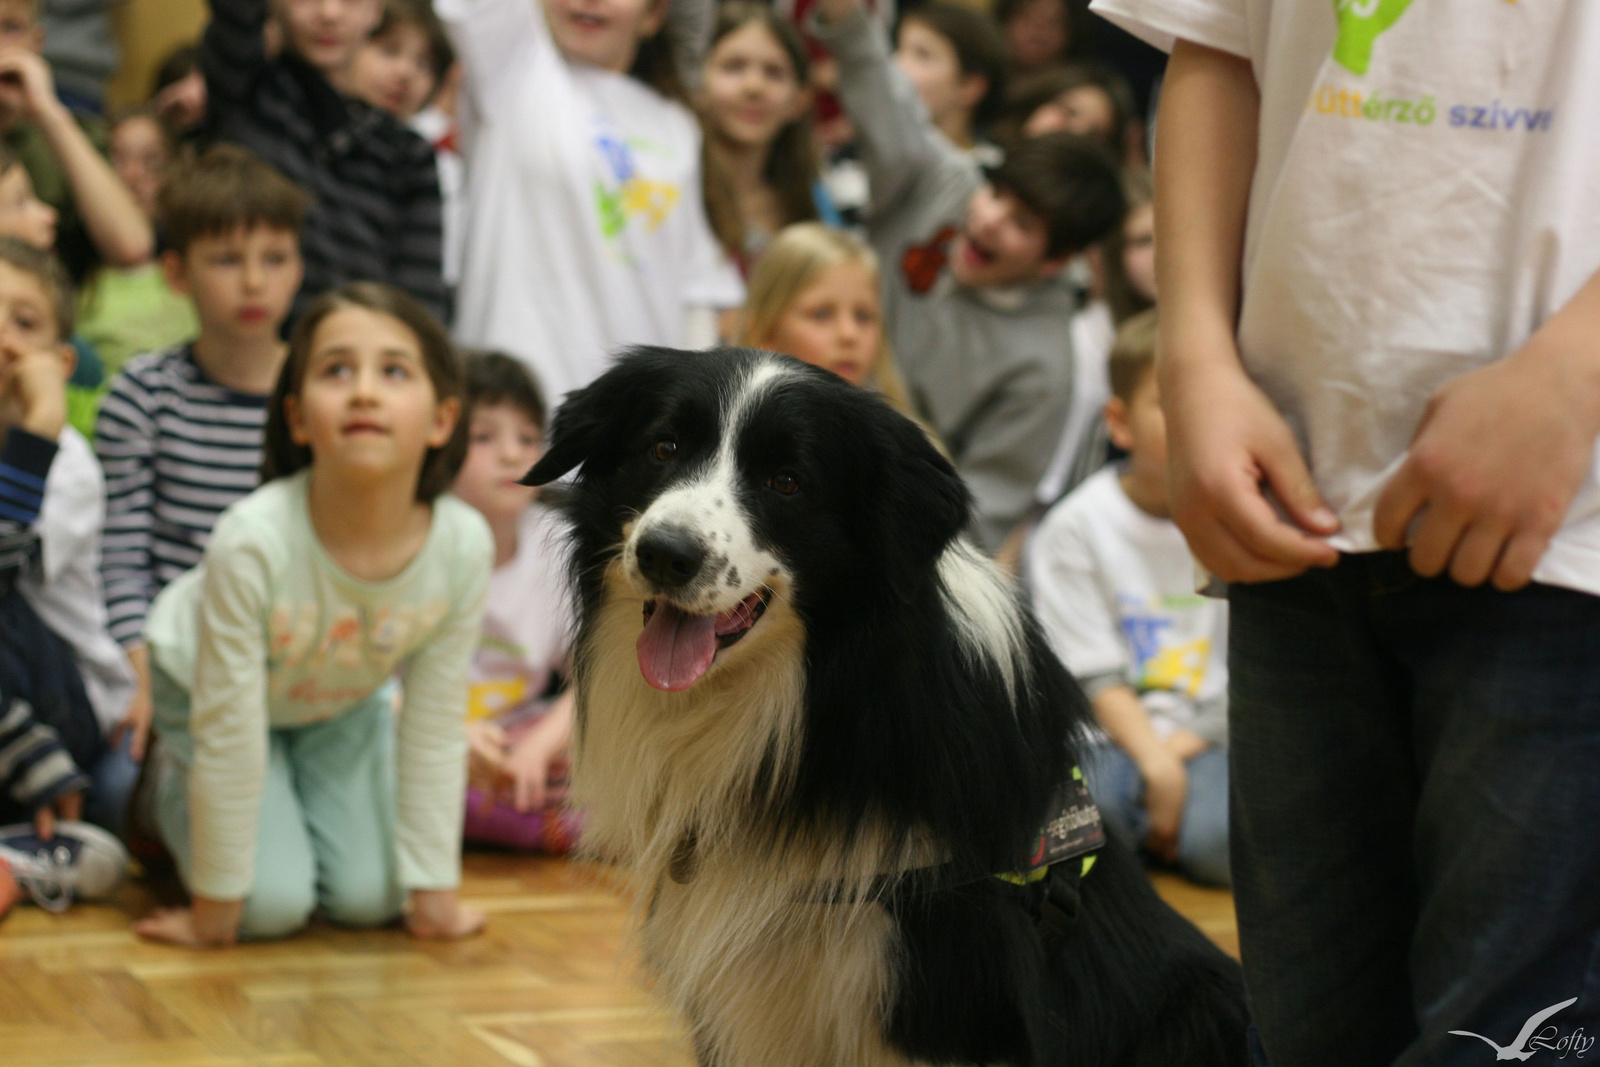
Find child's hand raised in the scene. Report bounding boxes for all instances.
[0,48,65,124]
[0,341,71,441]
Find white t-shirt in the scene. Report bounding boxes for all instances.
[439,0,744,403]
[470,505,574,724]
[1036,299,1115,506]
[1026,468,1227,741]
[1092,0,1600,595]
[22,426,134,734]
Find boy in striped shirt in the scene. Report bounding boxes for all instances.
[94,146,308,763]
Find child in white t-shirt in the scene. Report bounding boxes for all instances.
[438,0,744,400]
[452,352,580,854]
[1026,310,1228,887]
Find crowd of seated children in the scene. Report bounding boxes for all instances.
[1027,310,1230,888]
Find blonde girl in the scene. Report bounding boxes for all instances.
[134,283,491,946]
[699,3,829,271]
[741,222,925,429]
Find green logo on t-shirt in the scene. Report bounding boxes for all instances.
[1332,0,1414,75]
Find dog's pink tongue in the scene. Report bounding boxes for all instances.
[637,602,718,691]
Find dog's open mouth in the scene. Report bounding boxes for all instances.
[637,587,773,692]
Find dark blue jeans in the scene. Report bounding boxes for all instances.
[1229,553,1600,1066]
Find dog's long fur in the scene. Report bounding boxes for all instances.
[527,348,1248,1066]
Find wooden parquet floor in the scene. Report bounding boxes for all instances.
[0,852,1237,1066]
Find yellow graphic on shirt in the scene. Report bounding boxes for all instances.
[593,125,681,239]
[1139,638,1212,699]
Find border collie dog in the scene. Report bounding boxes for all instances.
[525,347,1247,1066]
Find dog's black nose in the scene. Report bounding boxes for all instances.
[636,527,708,589]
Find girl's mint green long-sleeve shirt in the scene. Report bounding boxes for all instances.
[147,470,492,901]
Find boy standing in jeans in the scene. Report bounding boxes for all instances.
[1091,0,1600,1061]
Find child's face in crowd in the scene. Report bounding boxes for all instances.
[950,185,1059,288]
[1023,85,1115,144]
[0,164,56,251]
[1106,369,1166,485]
[110,115,171,221]
[0,0,40,53]
[760,260,881,388]
[700,22,807,151]
[274,0,382,76]
[453,402,544,523]
[893,21,977,133]
[543,0,666,75]
[1122,201,1155,303]
[154,67,207,133]
[287,305,458,483]
[0,260,69,428]
[164,225,303,342]
[1004,0,1069,70]
[347,21,438,119]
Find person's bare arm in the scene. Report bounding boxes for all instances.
[1091,684,1187,863]
[0,49,154,266]
[1155,40,1338,584]
[1374,269,1600,589]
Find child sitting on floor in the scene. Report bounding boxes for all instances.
[451,351,580,854]
[1026,309,1230,887]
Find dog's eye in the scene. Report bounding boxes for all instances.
[651,439,678,462]
[768,473,799,495]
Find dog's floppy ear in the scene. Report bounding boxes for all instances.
[521,347,675,486]
[866,406,972,599]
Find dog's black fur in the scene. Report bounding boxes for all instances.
[527,347,1248,1065]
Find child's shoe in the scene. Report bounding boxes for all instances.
[0,820,129,912]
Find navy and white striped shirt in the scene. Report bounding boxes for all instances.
[94,346,267,646]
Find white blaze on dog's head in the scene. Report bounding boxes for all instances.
[624,359,797,692]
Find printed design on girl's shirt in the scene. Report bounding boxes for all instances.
[268,600,450,701]
[592,120,682,242]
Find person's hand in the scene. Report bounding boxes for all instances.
[111,645,154,761]
[465,719,507,793]
[0,48,64,124]
[1162,728,1208,764]
[33,790,81,840]
[497,703,573,813]
[0,342,71,441]
[1373,341,1600,591]
[1138,749,1188,865]
[134,896,243,946]
[1163,353,1340,583]
[405,888,485,940]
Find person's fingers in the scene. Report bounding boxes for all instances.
[1258,441,1340,536]
[1447,522,1511,588]
[1186,523,1309,585]
[1373,463,1429,551]
[34,806,55,841]
[131,717,150,762]
[1405,503,1468,579]
[1492,530,1550,592]
[58,792,82,821]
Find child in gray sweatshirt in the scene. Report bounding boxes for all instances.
[812,0,1123,550]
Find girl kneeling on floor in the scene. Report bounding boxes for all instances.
[135,283,492,945]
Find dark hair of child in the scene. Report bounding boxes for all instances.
[153,44,199,97]
[1107,306,1158,404]
[988,131,1125,258]
[1001,60,1136,151]
[157,144,312,256]
[261,282,469,501]
[0,235,75,341]
[463,349,548,432]
[898,3,1009,128]
[374,0,457,89]
[701,2,820,258]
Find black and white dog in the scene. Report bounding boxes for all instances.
[524,347,1248,1066]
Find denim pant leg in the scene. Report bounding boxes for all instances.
[1178,744,1231,888]
[1079,740,1148,848]
[1383,576,1600,1066]
[1228,560,1420,1067]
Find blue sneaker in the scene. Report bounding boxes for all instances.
[0,820,128,912]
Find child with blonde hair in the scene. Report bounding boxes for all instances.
[134,283,490,946]
[740,222,919,422]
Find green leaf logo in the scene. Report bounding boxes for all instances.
[1332,0,1414,75]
